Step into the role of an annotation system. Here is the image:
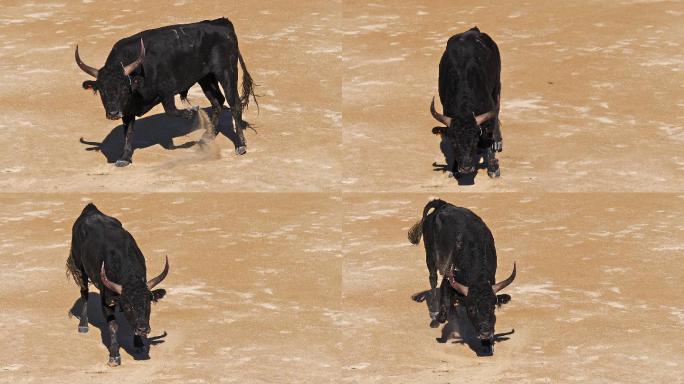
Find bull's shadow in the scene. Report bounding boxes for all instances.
[412,289,514,357]
[68,293,167,360]
[79,107,239,163]
[431,137,487,186]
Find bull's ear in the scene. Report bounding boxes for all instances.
[150,289,166,302]
[131,76,144,92]
[82,80,97,94]
[432,126,446,135]
[496,294,511,307]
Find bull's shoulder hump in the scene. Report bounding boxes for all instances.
[445,28,496,50]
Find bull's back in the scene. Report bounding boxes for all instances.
[107,18,238,95]
[439,28,501,116]
[71,210,127,279]
[427,205,495,274]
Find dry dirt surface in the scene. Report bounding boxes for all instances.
[1,0,683,383]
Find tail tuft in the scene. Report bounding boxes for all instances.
[65,248,86,290]
[407,219,423,245]
[408,198,449,245]
[238,52,259,113]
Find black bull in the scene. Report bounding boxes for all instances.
[408,199,516,354]
[429,27,503,178]
[75,18,257,166]
[66,203,169,366]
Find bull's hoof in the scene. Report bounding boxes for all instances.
[429,319,440,328]
[107,356,121,367]
[235,146,247,156]
[487,168,501,178]
[115,159,131,167]
[78,325,89,333]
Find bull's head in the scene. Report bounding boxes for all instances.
[76,39,145,120]
[100,255,169,338]
[430,97,497,174]
[447,262,516,342]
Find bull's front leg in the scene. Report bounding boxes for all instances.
[492,118,503,153]
[480,118,501,178]
[428,267,440,328]
[116,115,135,167]
[162,96,197,120]
[483,147,500,178]
[102,302,121,366]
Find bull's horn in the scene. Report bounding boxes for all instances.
[492,262,516,293]
[147,255,169,289]
[474,94,500,126]
[123,38,145,76]
[430,97,452,127]
[100,262,123,294]
[447,265,468,296]
[474,110,497,126]
[75,45,99,78]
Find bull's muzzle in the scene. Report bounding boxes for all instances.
[458,164,475,174]
[107,111,123,120]
[135,326,150,337]
[478,322,494,340]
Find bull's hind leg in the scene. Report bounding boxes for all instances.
[101,298,121,366]
[424,230,441,328]
[428,270,441,328]
[426,262,440,328]
[197,76,226,145]
[77,269,89,333]
[437,276,453,324]
[217,63,247,155]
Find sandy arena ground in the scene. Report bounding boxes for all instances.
[0,0,683,383]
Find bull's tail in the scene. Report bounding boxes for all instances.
[65,247,86,290]
[237,50,258,112]
[408,199,449,245]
